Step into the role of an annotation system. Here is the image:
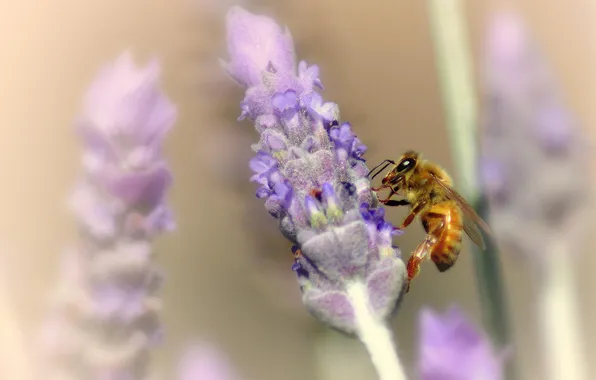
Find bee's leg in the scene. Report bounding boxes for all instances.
[405,215,445,292]
[383,199,410,207]
[395,201,427,231]
[405,234,437,292]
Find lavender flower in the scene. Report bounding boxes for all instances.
[177,345,240,380]
[480,12,589,260]
[418,306,505,380]
[480,12,591,380]
[223,7,408,380]
[223,5,406,335]
[39,52,176,380]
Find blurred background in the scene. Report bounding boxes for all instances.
[1,0,595,379]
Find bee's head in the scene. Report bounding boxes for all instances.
[382,150,420,186]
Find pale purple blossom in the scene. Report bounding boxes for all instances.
[39,51,176,380]
[223,6,406,335]
[480,12,589,260]
[418,307,505,380]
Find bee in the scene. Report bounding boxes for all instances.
[368,150,492,292]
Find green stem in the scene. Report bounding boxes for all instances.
[426,1,517,378]
[426,0,478,200]
[538,237,588,380]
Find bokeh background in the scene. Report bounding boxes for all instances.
[1,0,595,379]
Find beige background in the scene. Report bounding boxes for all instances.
[1,0,595,379]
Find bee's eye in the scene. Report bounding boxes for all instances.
[396,158,416,173]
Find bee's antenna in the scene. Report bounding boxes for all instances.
[367,159,395,180]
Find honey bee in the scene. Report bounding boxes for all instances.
[368,150,492,292]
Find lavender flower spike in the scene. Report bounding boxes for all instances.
[418,306,506,380]
[224,7,407,380]
[39,51,176,380]
[481,12,590,380]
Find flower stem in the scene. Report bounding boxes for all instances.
[538,238,587,380]
[313,327,379,380]
[426,1,518,379]
[347,282,408,380]
[426,0,477,199]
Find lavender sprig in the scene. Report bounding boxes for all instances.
[481,12,590,380]
[223,7,407,380]
[39,52,176,380]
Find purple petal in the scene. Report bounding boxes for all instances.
[321,182,338,206]
[303,91,339,123]
[271,89,299,119]
[248,151,277,174]
[298,61,323,90]
[271,180,293,209]
[105,164,172,209]
[255,186,270,199]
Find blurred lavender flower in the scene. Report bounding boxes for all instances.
[480,12,591,380]
[177,345,240,380]
[480,12,589,260]
[223,5,406,335]
[418,306,505,380]
[223,7,408,379]
[39,52,176,380]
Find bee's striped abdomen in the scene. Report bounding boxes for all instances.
[421,200,463,272]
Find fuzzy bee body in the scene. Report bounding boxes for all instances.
[421,200,463,271]
[368,150,492,292]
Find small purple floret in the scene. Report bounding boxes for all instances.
[272,89,299,119]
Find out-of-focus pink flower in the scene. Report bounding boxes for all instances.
[418,306,506,380]
[39,52,176,380]
[480,12,589,261]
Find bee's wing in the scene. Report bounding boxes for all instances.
[429,173,492,250]
[462,215,487,251]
